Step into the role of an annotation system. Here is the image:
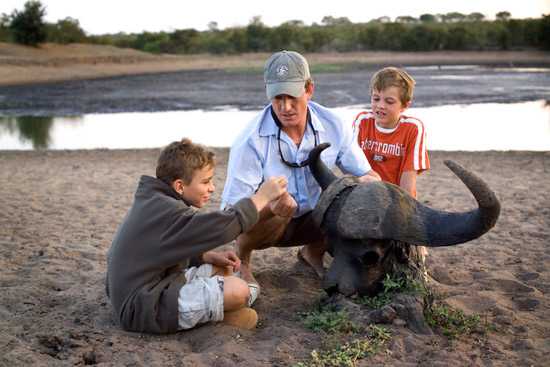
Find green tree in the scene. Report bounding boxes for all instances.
[207,21,218,31]
[443,12,467,23]
[169,29,199,53]
[496,11,511,21]
[357,24,381,49]
[9,0,47,46]
[540,15,550,50]
[419,14,437,23]
[0,13,11,41]
[378,23,407,50]
[226,27,247,53]
[467,12,485,22]
[374,16,391,23]
[46,17,86,43]
[305,25,331,52]
[321,16,352,26]
[246,16,269,51]
[202,30,231,54]
[78,13,550,54]
[396,16,418,24]
[270,21,302,50]
[402,24,442,51]
[443,24,479,49]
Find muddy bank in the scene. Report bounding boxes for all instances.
[1,63,549,116]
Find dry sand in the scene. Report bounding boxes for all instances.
[1,148,549,366]
[1,43,549,365]
[1,42,550,86]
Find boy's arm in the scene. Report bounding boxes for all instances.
[161,178,287,262]
[159,198,259,265]
[399,170,418,197]
[400,118,430,198]
[221,141,264,210]
[358,169,381,183]
[202,250,241,271]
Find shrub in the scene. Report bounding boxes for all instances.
[9,0,47,46]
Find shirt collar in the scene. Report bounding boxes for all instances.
[258,103,325,137]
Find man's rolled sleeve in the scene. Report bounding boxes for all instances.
[337,118,372,176]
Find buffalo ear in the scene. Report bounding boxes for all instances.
[308,142,337,190]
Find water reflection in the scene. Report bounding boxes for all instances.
[0,116,54,149]
[0,101,548,151]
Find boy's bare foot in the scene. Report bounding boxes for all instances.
[297,246,325,279]
[223,307,258,329]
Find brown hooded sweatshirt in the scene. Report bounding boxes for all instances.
[106,175,258,334]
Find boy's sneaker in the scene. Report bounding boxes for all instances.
[223,307,258,329]
[247,283,260,306]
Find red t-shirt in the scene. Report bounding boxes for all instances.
[353,111,430,197]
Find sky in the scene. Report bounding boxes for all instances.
[1,0,549,35]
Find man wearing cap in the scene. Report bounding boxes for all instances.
[221,50,380,286]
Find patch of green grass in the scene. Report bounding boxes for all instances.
[309,63,348,73]
[294,325,391,367]
[300,306,360,334]
[424,302,484,340]
[356,272,427,309]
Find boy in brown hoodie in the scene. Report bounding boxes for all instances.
[106,138,286,334]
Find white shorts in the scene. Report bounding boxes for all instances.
[177,264,224,330]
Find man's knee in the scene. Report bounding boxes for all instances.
[237,215,292,251]
[223,276,250,309]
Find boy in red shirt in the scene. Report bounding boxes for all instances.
[353,67,430,258]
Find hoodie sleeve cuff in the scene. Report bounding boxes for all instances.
[231,198,259,232]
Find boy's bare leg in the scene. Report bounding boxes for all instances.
[220,275,258,329]
[222,276,252,310]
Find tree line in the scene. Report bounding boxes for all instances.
[2,1,549,53]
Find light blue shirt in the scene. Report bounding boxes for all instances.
[221,101,372,217]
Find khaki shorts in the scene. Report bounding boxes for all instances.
[177,264,224,330]
[277,211,325,247]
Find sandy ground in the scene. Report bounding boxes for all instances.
[1,42,550,87]
[0,148,549,366]
[1,43,549,366]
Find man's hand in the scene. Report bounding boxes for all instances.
[251,176,288,212]
[202,250,241,272]
[269,191,297,218]
[358,169,381,183]
[257,176,288,201]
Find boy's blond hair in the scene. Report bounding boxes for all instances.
[156,138,215,185]
[370,67,416,105]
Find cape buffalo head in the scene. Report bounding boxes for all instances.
[308,143,501,296]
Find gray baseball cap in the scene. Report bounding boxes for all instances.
[264,50,311,100]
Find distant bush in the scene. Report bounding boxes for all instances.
[46,17,86,44]
[541,15,550,50]
[2,5,549,53]
[9,0,47,46]
[98,15,547,55]
[0,14,11,42]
